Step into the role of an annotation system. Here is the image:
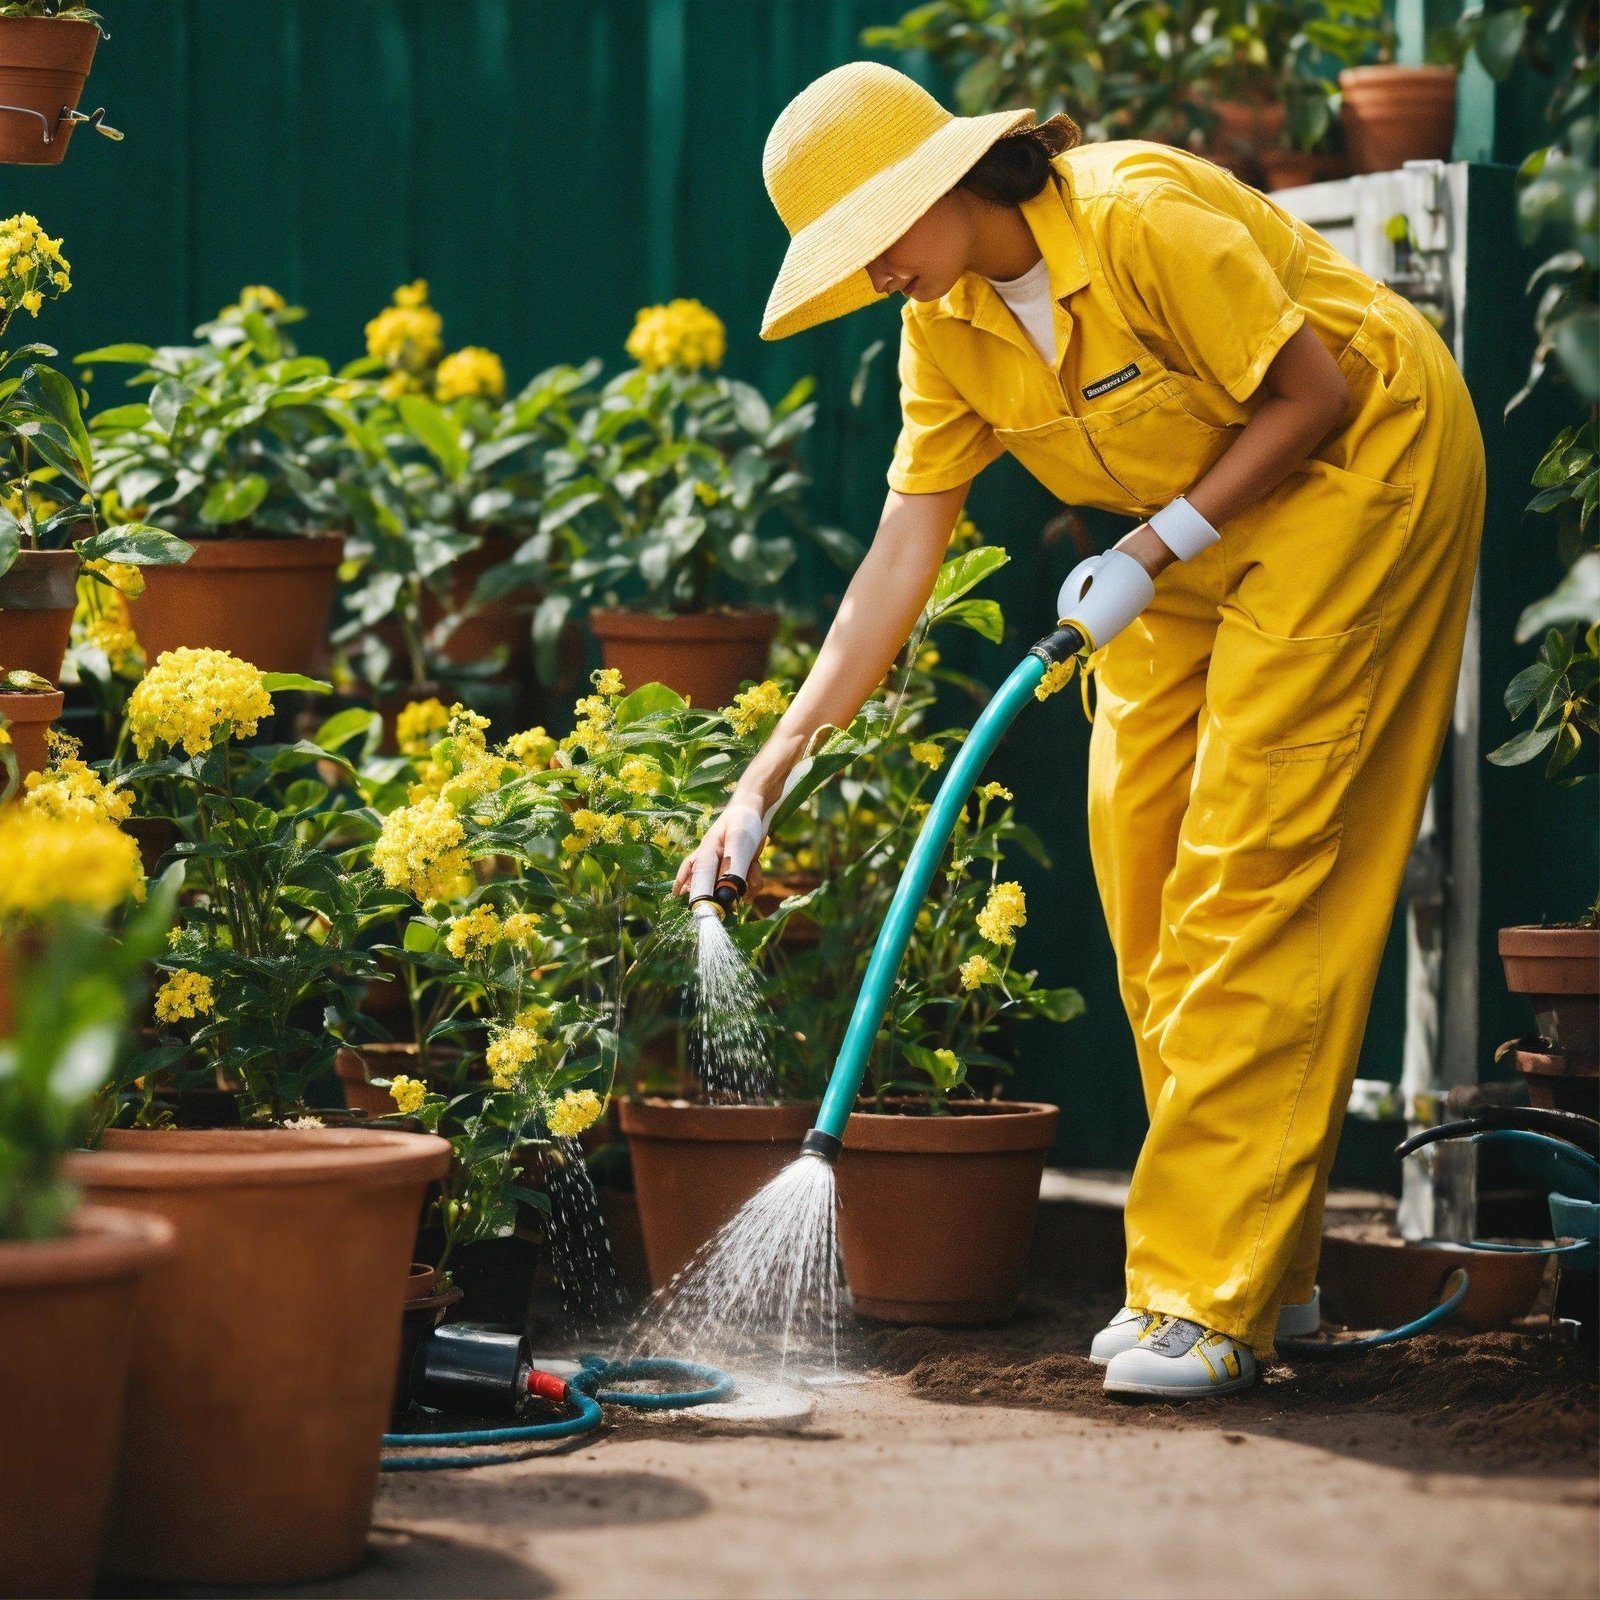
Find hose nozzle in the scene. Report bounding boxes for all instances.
[799,1128,842,1165]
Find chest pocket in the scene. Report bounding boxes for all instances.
[993,371,1238,517]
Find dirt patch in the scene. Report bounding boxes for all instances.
[864,1292,1598,1471]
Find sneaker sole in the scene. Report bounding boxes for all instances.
[1103,1371,1257,1399]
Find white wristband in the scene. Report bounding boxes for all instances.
[1056,548,1155,651]
[1148,495,1219,562]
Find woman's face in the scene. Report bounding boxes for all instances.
[864,191,972,303]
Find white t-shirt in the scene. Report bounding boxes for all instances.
[984,255,1055,366]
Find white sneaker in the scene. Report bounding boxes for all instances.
[1102,1315,1258,1398]
[1089,1306,1159,1365]
[1090,1288,1317,1365]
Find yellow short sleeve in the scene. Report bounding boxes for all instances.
[886,306,1006,494]
[1120,182,1306,404]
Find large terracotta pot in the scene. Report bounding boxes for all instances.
[1319,1230,1547,1331]
[1498,924,1599,1117]
[0,549,78,680]
[1338,65,1457,174]
[619,1097,817,1286]
[0,15,99,165]
[126,534,344,674]
[64,1125,450,1587]
[589,606,778,711]
[0,1206,173,1599]
[836,1101,1060,1325]
[0,686,63,788]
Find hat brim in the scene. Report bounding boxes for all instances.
[759,107,1070,342]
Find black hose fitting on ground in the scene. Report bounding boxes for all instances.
[800,1128,842,1165]
[1028,623,1088,666]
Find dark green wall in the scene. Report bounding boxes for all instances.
[7,3,1588,1175]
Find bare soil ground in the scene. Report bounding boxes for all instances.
[213,1288,1595,1600]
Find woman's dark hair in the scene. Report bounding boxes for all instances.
[957,113,1082,206]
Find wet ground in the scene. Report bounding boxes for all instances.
[263,1289,1595,1600]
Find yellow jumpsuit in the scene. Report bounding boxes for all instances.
[885,140,1487,1356]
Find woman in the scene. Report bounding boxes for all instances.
[674,61,1486,1398]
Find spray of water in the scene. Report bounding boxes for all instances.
[629,1154,848,1377]
[523,1135,628,1343]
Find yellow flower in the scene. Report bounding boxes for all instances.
[22,746,133,826]
[84,558,144,597]
[395,696,451,757]
[393,278,429,308]
[238,284,286,312]
[127,647,273,758]
[910,740,944,770]
[435,345,506,402]
[485,1022,540,1089]
[593,666,625,697]
[624,297,726,372]
[389,1075,428,1116]
[515,1001,553,1031]
[724,680,789,736]
[960,953,996,991]
[501,912,542,946]
[365,280,443,374]
[20,288,42,315]
[545,1088,604,1139]
[694,481,718,506]
[561,693,615,755]
[1035,659,1076,701]
[933,1048,961,1080]
[0,213,71,321]
[154,969,214,1025]
[979,782,1012,802]
[373,796,471,905]
[0,809,144,919]
[976,881,1027,946]
[445,903,502,959]
[504,725,556,770]
[950,510,981,550]
[917,644,940,669]
[617,757,659,795]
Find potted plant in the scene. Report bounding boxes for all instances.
[0,214,189,681]
[78,287,360,674]
[0,1,105,164]
[535,297,859,709]
[0,803,175,1597]
[0,662,61,781]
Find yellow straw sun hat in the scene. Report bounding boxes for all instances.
[760,61,1078,342]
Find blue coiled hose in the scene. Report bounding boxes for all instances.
[381,1355,735,1471]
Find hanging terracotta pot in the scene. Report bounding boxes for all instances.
[64,1125,450,1587]
[0,549,78,680]
[0,684,63,787]
[0,1206,173,1599]
[0,15,99,166]
[589,607,778,710]
[126,534,344,674]
[1338,66,1457,174]
[836,1100,1059,1325]
[619,1097,817,1286]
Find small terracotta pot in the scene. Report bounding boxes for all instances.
[126,534,344,675]
[1501,1042,1599,1118]
[1338,65,1457,174]
[1318,1230,1547,1332]
[0,15,99,165]
[0,1206,173,1599]
[589,606,778,711]
[836,1100,1060,1325]
[1498,924,1599,1056]
[336,1042,463,1118]
[618,1097,818,1286]
[750,872,824,948]
[0,549,79,680]
[1258,148,1350,191]
[423,530,536,669]
[0,686,63,788]
[65,1124,450,1587]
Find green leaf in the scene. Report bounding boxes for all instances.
[1486,724,1559,765]
[260,672,333,694]
[403,918,441,953]
[314,707,381,751]
[928,545,1009,615]
[937,597,1005,643]
[398,394,469,480]
[74,525,193,566]
[199,473,269,527]
[1474,6,1526,78]
[74,343,157,365]
[614,682,687,726]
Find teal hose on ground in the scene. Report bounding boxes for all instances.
[808,629,1080,1151]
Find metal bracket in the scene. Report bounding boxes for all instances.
[0,103,123,146]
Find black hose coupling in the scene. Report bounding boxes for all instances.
[712,875,746,914]
[1028,623,1088,666]
[799,1128,842,1165]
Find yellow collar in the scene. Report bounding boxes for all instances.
[926,165,1090,364]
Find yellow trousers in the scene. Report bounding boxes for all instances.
[1085,289,1487,1355]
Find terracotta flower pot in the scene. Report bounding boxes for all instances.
[1338,65,1457,174]
[392,1261,464,1423]
[64,1124,450,1587]
[1204,97,1288,181]
[589,606,778,711]
[836,1100,1060,1325]
[619,1097,818,1287]
[0,686,63,787]
[1318,1229,1547,1332]
[126,533,344,675]
[336,1042,464,1118]
[423,530,536,670]
[0,15,99,165]
[1500,1042,1599,1118]
[0,549,78,680]
[0,1206,173,1599]
[1498,924,1600,1055]
[1258,148,1351,191]
[750,871,824,948]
